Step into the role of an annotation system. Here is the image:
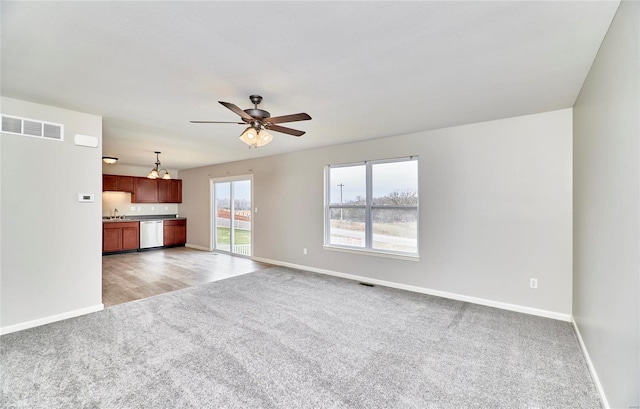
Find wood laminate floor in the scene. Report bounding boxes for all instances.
[102,247,272,307]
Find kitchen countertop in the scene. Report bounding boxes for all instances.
[103,215,186,223]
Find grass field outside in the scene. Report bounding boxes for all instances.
[331,220,416,238]
[216,227,251,245]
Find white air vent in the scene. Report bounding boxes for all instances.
[0,114,64,141]
[43,123,62,140]
[2,116,21,134]
[23,120,42,136]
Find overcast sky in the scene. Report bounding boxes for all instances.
[329,160,417,204]
[214,180,251,203]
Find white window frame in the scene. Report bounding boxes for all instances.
[323,156,419,261]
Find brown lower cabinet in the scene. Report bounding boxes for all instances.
[164,219,187,247]
[103,221,140,253]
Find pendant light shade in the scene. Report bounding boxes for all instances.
[239,127,258,146]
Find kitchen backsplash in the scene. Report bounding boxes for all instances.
[102,192,179,218]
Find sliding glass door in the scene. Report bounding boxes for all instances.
[212,177,252,257]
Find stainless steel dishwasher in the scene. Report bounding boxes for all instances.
[139,220,164,249]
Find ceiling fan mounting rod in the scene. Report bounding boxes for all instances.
[243,94,271,121]
[249,94,263,108]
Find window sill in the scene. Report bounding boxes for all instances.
[323,245,420,262]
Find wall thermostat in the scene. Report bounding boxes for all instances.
[78,193,95,202]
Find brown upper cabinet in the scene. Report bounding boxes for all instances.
[103,175,118,191]
[158,179,182,203]
[117,176,134,192]
[102,175,135,193]
[103,174,182,203]
[132,178,159,203]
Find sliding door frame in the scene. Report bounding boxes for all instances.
[210,174,254,258]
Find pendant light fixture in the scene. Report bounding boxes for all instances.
[147,151,171,179]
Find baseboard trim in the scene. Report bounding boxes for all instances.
[253,257,572,322]
[572,317,610,408]
[185,243,211,251]
[0,303,104,335]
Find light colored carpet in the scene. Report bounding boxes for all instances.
[1,267,601,408]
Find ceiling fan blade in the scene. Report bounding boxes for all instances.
[266,113,312,124]
[219,101,253,121]
[190,121,245,124]
[268,124,305,137]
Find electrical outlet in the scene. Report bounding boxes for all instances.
[303,248,307,255]
[164,206,168,210]
[151,206,155,210]
[530,278,538,289]
[130,206,136,211]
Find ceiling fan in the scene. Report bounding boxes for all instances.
[191,95,311,148]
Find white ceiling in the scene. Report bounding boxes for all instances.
[1,1,619,170]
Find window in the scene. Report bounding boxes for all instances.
[325,157,418,257]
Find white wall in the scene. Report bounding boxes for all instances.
[101,163,180,217]
[573,1,640,408]
[102,192,179,218]
[180,109,573,316]
[1,97,103,332]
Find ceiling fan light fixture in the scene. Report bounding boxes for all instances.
[239,127,273,148]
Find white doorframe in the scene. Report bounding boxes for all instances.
[210,174,254,257]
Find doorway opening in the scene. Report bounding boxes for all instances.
[211,176,252,257]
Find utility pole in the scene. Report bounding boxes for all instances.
[338,183,345,220]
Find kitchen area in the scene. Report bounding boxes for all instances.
[100,159,270,308]
[101,161,194,307]
[102,173,186,254]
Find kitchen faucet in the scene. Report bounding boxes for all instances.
[114,208,118,219]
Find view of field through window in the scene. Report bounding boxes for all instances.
[327,159,418,254]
